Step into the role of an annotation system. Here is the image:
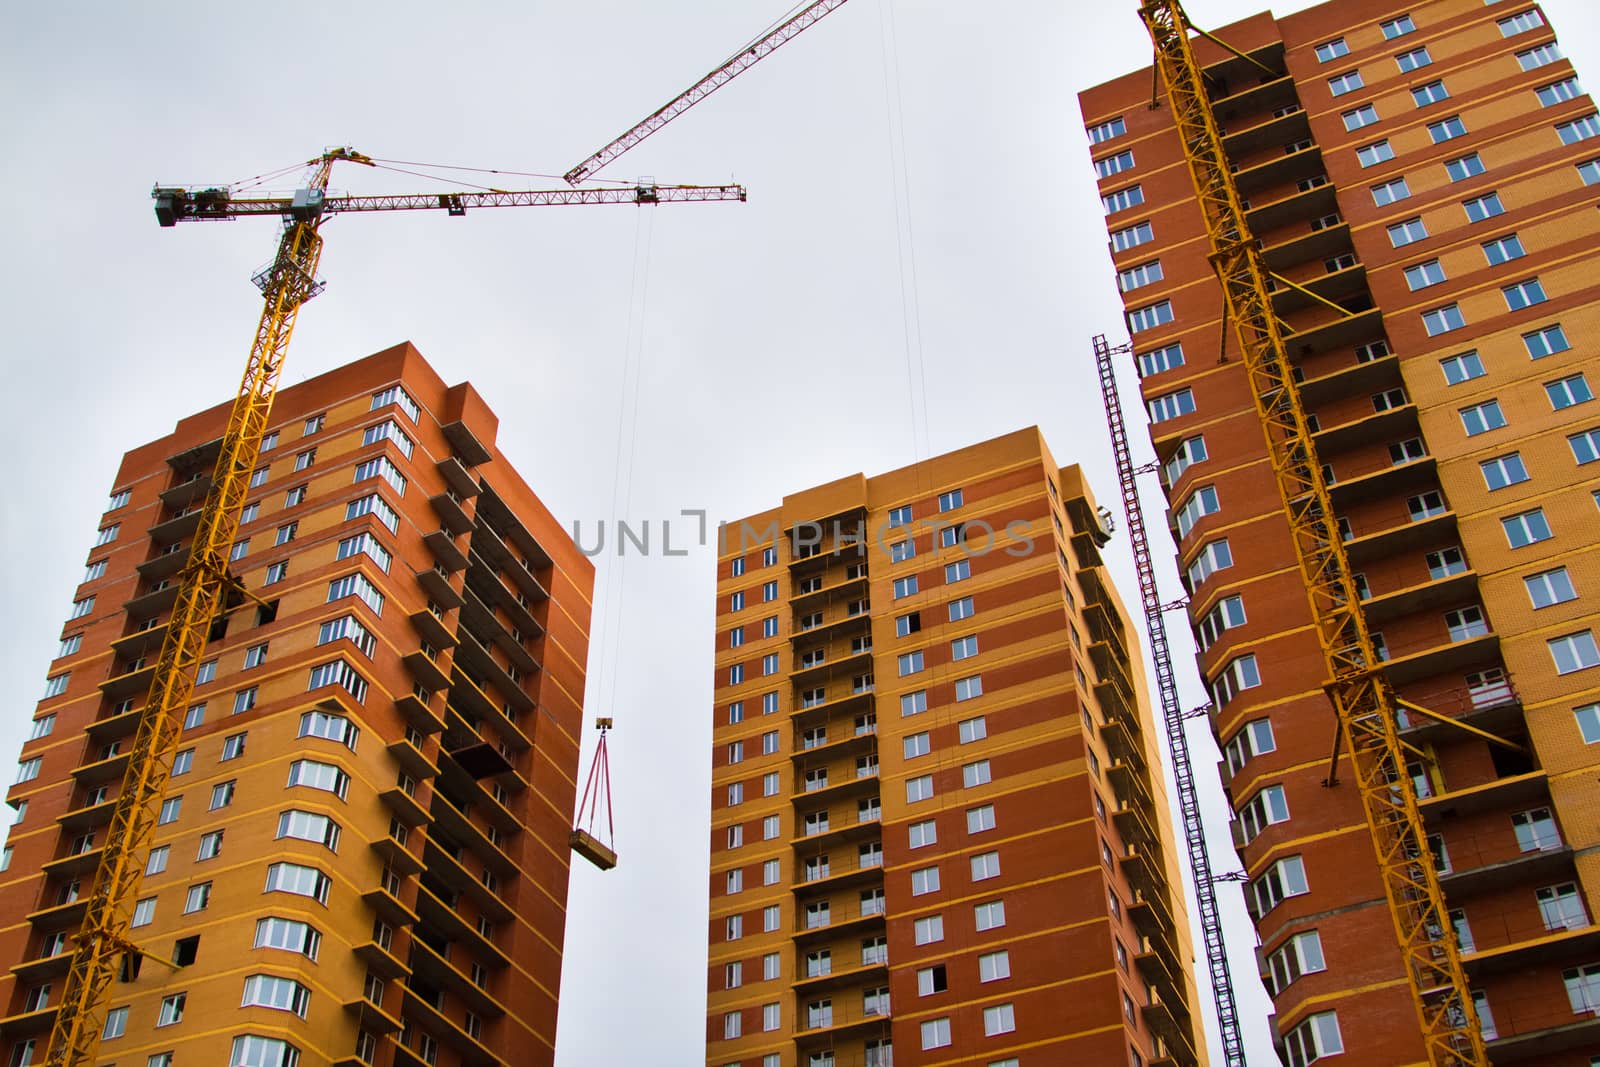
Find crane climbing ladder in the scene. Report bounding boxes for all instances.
[1135,2,1485,1063]
[1093,334,1245,1067]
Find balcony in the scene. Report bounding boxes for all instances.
[1112,801,1161,852]
[41,844,104,880]
[1261,221,1350,273]
[1233,145,1325,200]
[147,508,203,545]
[443,419,494,466]
[791,957,890,995]
[1419,771,1548,822]
[1130,887,1177,943]
[135,546,189,584]
[435,754,520,836]
[423,527,469,572]
[379,784,432,828]
[110,620,170,660]
[1222,104,1309,157]
[98,661,157,701]
[452,632,533,716]
[1270,262,1368,319]
[1465,918,1600,978]
[791,851,886,894]
[437,456,481,499]
[361,879,420,927]
[159,473,212,510]
[1325,457,1438,511]
[790,608,871,645]
[1439,843,1574,898]
[1279,305,1384,360]
[396,691,446,735]
[56,797,117,834]
[430,794,518,879]
[1108,759,1154,811]
[459,588,538,675]
[82,711,141,751]
[1344,509,1458,566]
[791,571,870,613]
[1399,680,1522,748]
[470,523,550,604]
[423,842,514,924]
[1360,568,1477,627]
[343,992,404,1035]
[790,688,875,726]
[386,738,436,785]
[415,883,510,970]
[1120,844,1163,898]
[410,607,457,653]
[793,1001,893,1046]
[1142,995,1199,1067]
[165,435,222,477]
[1245,181,1338,237]
[790,645,874,686]
[416,565,464,610]
[1379,632,1499,687]
[430,492,474,537]
[9,948,72,984]
[410,936,508,1019]
[792,904,887,945]
[25,898,88,930]
[792,724,878,765]
[354,937,412,982]
[1479,988,1600,1062]
[466,560,545,640]
[790,767,880,808]
[399,985,498,1066]
[1295,351,1400,407]
[403,647,452,694]
[1213,67,1295,118]
[1311,403,1418,455]
[449,679,533,756]
[0,1005,58,1038]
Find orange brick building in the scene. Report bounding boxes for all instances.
[0,343,593,1066]
[704,428,1206,1067]
[1082,0,1600,1061]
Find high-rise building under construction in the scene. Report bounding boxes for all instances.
[1082,0,1600,1061]
[0,344,594,1067]
[704,428,1207,1067]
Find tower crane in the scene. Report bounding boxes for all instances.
[44,153,741,1067]
[1137,1,1485,1062]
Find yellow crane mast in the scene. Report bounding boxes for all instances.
[1135,2,1485,1063]
[44,148,744,1065]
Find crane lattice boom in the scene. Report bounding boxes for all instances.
[563,0,852,185]
[1136,3,1484,1063]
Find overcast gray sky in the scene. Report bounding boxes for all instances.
[4,2,1598,1064]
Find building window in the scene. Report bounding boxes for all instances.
[1445,152,1485,182]
[1423,304,1466,336]
[1550,631,1600,674]
[970,851,1001,881]
[1503,278,1548,310]
[909,819,937,847]
[1479,453,1529,490]
[1463,192,1505,223]
[1136,342,1184,378]
[1356,139,1394,167]
[1327,70,1364,96]
[1537,76,1583,107]
[1459,400,1506,436]
[1212,654,1262,709]
[1284,1010,1343,1066]
[1088,116,1127,143]
[1524,324,1571,358]
[1315,38,1349,62]
[974,900,1006,930]
[904,732,931,759]
[1127,300,1175,333]
[1372,177,1411,206]
[1094,149,1136,179]
[902,690,928,716]
[1502,508,1553,548]
[1387,217,1427,247]
[1439,351,1485,385]
[1381,12,1415,37]
[1252,855,1309,917]
[1539,882,1588,930]
[1102,184,1144,214]
[1568,428,1600,464]
[1239,784,1291,842]
[1174,484,1220,537]
[1223,718,1276,774]
[920,1017,952,1050]
[1575,703,1600,744]
[892,576,918,599]
[1113,220,1155,252]
[1117,260,1164,292]
[1512,807,1562,852]
[1547,373,1593,410]
[963,760,992,787]
[1482,233,1525,265]
[1147,387,1196,423]
[1446,606,1489,642]
[1412,80,1450,107]
[954,675,983,701]
[1342,103,1379,131]
[102,1007,129,1040]
[913,915,945,945]
[911,866,941,896]
[1395,45,1431,71]
[945,560,971,583]
[907,775,934,803]
[183,882,211,913]
[1404,260,1448,291]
